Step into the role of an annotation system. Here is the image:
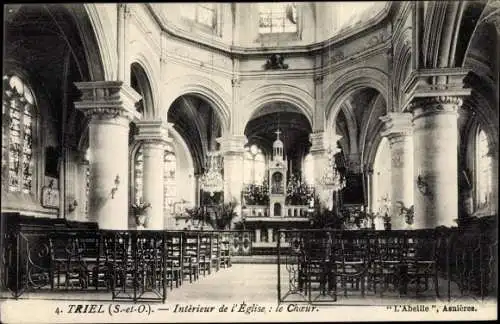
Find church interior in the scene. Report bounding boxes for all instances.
[1,2,498,309]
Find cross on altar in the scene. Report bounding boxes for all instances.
[275,129,281,139]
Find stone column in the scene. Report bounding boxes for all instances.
[366,168,374,213]
[487,143,498,215]
[135,120,170,230]
[410,96,462,228]
[74,81,141,229]
[267,228,273,243]
[380,113,414,229]
[219,135,247,206]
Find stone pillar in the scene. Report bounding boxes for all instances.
[410,96,462,228]
[74,81,141,229]
[255,228,261,243]
[267,228,273,243]
[487,143,498,215]
[309,131,340,210]
[380,113,414,229]
[366,168,374,213]
[135,120,170,230]
[219,135,247,206]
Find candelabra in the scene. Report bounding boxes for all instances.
[200,151,224,196]
[317,148,345,191]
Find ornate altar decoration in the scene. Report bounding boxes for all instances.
[200,151,224,197]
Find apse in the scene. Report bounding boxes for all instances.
[244,101,312,179]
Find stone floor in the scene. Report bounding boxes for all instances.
[0,264,491,305]
[1,264,497,323]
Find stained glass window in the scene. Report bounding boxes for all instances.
[373,137,391,215]
[303,153,314,185]
[243,145,266,185]
[259,3,297,34]
[164,145,176,213]
[181,3,216,28]
[134,146,144,203]
[476,129,492,211]
[133,144,177,214]
[84,161,90,218]
[2,75,35,194]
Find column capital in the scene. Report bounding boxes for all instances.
[74,81,142,122]
[380,112,413,138]
[134,120,171,145]
[309,132,326,153]
[409,96,464,120]
[402,67,471,112]
[217,135,247,154]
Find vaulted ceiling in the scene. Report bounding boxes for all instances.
[245,102,312,158]
[4,4,91,148]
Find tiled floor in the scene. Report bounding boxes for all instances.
[0,264,491,305]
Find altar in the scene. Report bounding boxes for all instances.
[241,130,312,253]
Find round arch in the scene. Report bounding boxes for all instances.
[76,4,113,80]
[162,75,231,133]
[340,101,359,155]
[130,61,156,118]
[325,67,389,135]
[240,84,314,133]
[359,93,387,167]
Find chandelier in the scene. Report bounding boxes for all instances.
[200,151,224,196]
[318,148,345,191]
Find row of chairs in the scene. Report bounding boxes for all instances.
[286,230,440,300]
[46,230,233,301]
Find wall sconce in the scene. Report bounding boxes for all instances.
[416,173,431,196]
[68,200,78,213]
[111,175,120,199]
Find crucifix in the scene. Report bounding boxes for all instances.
[275,129,281,140]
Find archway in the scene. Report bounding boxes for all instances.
[245,101,312,182]
[3,4,108,220]
[167,94,225,207]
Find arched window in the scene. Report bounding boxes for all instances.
[254,151,266,183]
[133,143,177,212]
[259,3,297,34]
[134,146,144,203]
[372,137,391,215]
[302,153,314,185]
[2,75,35,194]
[476,128,492,211]
[181,3,217,28]
[243,144,266,185]
[164,145,177,212]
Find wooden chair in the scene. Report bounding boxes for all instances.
[182,234,199,283]
[198,234,211,276]
[335,234,370,297]
[166,233,182,290]
[404,230,439,297]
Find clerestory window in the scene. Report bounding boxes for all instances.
[181,3,217,29]
[258,3,297,34]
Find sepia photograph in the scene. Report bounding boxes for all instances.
[0,2,498,322]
